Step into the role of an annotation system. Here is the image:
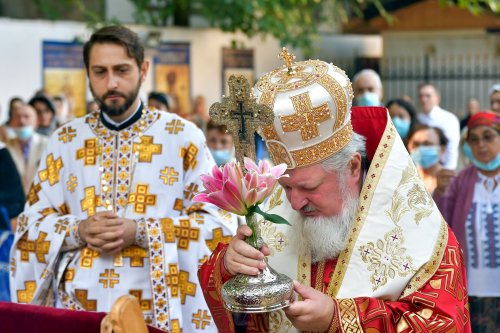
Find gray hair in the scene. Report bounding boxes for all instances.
[320,132,367,184]
[352,69,382,90]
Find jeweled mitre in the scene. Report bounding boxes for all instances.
[254,58,354,169]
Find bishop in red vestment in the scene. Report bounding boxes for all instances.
[199,54,471,333]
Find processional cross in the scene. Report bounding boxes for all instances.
[209,75,274,167]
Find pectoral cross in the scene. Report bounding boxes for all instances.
[209,75,274,167]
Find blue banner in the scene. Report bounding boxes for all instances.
[43,41,84,69]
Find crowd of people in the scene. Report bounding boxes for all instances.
[0,24,499,332]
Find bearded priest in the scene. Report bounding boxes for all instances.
[199,52,471,332]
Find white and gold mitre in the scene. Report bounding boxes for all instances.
[254,48,354,169]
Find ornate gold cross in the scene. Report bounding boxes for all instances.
[209,75,274,167]
[281,92,331,141]
[279,47,296,75]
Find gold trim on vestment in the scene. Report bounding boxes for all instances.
[400,218,449,298]
[337,298,363,332]
[327,120,397,297]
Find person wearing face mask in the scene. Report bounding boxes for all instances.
[417,83,460,170]
[434,112,500,332]
[5,104,48,194]
[387,98,418,141]
[352,69,383,107]
[406,124,448,193]
[206,120,235,166]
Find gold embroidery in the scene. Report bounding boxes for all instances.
[80,247,100,268]
[205,228,232,252]
[290,122,352,168]
[268,310,293,332]
[17,281,36,303]
[359,227,416,291]
[184,183,199,201]
[64,268,75,282]
[179,270,196,304]
[402,219,448,298]
[38,154,63,185]
[267,142,294,168]
[385,161,433,225]
[268,187,283,211]
[122,246,148,267]
[256,59,329,94]
[27,183,41,205]
[99,269,120,288]
[16,215,29,234]
[54,219,69,234]
[58,203,70,215]
[408,184,433,224]
[129,290,152,311]
[166,263,179,298]
[160,218,176,242]
[170,319,182,333]
[159,167,179,186]
[189,212,204,225]
[329,123,396,297]
[261,123,280,141]
[192,309,212,329]
[175,219,200,250]
[66,174,77,193]
[185,203,204,214]
[133,135,162,163]
[58,126,76,143]
[76,138,101,166]
[165,119,185,134]
[217,209,232,223]
[337,298,363,332]
[173,198,184,213]
[17,232,50,263]
[260,220,288,254]
[75,289,97,311]
[128,184,156,214]
[180,143,199,172]
[317,74,348,131]
[80,186,101,216]
[280,92,330,141]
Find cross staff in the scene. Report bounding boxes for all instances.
[209,75,274,168]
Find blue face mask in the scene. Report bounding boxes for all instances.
[462,142,500,171]
[210,149,233,166]
[392,117,411,139]
[356,92,380,107]
[14,126,33,141]
[411,146,440,169]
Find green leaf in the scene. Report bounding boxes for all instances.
[254,205,291,226]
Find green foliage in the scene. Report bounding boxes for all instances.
[33,0,499,56]
[439,0,499,15]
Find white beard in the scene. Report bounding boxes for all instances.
[291,190,359,263]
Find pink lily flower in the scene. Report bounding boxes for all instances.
[193,158,288,216]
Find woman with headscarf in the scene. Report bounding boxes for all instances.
[434,112,500,332]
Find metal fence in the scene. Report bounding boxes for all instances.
[380,54,500,118]
[331,54,499,118]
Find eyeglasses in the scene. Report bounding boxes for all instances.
[467,132,499,146]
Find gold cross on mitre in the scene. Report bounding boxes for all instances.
[209,75,274,168]
[279,47,296,75]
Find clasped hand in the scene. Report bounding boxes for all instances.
[224,225,335,331]
[78,211,136,253]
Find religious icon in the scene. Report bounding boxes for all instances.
[195,75,294,313]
